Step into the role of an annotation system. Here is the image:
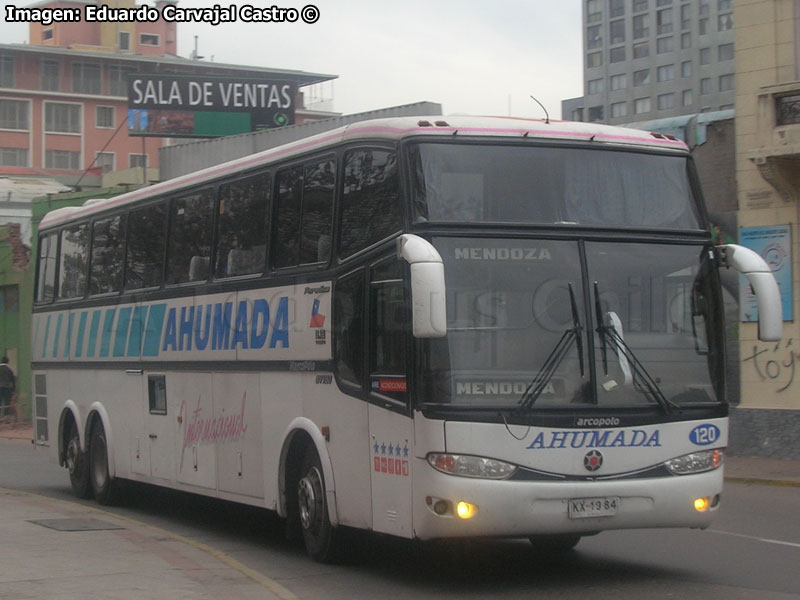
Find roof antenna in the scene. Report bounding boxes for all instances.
[530,95,550,124]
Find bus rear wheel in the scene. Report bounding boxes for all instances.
[297,447,341,562]
[89,420,117,505]
[66,420,91,499]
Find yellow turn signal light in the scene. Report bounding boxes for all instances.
[694,497,710,512]
[456,501,478,519]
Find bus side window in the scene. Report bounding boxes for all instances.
[90,214,126,295]
[166,188,214,285]
[339,148,401,260]
[215,173,270,278]
[334,269,365,390]
[272,158,335,269]
[58,223,89,300]
[126,203,166,290]
[369,258,409,405]
[36,232,58,303]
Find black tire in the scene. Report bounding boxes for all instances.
[529,534,582,553]
[65,420,91,499]
[297,447,341,562]
[89,420,117,505]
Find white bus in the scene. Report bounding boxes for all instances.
[32,116,781,561]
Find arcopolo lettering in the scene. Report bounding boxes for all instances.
[526,429,661,449]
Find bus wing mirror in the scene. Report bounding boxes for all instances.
[716,244,782,341]
[397,234,447,338]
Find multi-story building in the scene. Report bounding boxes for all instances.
[0,0,336,186]
[563,0,736,124]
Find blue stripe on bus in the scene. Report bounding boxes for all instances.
[41,315,51,359]
[52,314,63,358]
[64,313,74,358]
[75,311,88,358]
[127,306,148,357]
[143,304,166,357]
[113,307,132,357]
[87,311,101,358]
[99,309,117,357]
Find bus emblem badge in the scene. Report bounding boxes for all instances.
[584,450,603,472]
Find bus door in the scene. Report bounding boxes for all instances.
[367,257,414,538]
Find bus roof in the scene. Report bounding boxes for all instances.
[39,115,689,230]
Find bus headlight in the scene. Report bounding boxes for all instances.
[665,449,724,475]
[427,453,517,479]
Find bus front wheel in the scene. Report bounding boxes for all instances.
[89,420,117,505]
[297,447,341,562]
[65,420,91,499]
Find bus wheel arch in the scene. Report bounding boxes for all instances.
[278,419,339,527]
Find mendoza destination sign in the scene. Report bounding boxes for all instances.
[127,74,297,138]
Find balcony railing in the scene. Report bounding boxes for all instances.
[776,94,800,126]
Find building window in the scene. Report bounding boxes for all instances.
[633,14,649,39]
[700,77,712,95]
[719,73,734,91]
[96,106,115,128]
[140,33,160,46]
[109,66,136,96]
[657,64,676,81]
[634,97,651,114]
[611,101,627,117]
[587,51,603,68]
[681,61,692,77]
[633,0,648,12]
[610,73,627,90]
[587,0,602,23]
[610,46,626,63]
[657,93,675,110]
[571,107,584,121]
[0,55,14,88]
[0,99,29,130]
[699,18,708,35]
[0,147,28,167]
[587,25,602,49]
[657,36,674,53]
[681,4,691,30]
[657,8,673,34]
[681,32,692,49]
[71,62,101,94]
[45,102,81,133]
[657,0,672,5]
[588,78,604,94]
[45,149,81,170]
[129,154,147,169]
[633,41,650,58]
[719,43,734,61]
[718,0,732,10]
[610,0,625,18]
[610,19,625,44]
[718,13,733,31]
[634,69,651,86]
[588,105,605,122]
[700,47,711,65]
[682,89,693,106]
[119,31,131,51]
[42,28,54,41]
[41,60,60,91]
[699,0,710,16]
[94,152,115,174]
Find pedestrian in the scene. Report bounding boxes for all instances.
[0,356,15,411]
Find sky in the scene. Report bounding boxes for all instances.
[0,0,584,119]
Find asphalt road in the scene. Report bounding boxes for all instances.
[2,439,799,599]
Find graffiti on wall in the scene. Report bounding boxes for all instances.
[742,338,797,393]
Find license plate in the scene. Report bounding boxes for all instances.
[568,496,620,519]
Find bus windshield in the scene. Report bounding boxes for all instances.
[419,238,725,411]
[410,142,703,229]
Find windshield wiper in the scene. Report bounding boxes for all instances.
[593,288,679,414]
[518,283,583,410]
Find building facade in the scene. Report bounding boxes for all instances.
[729,0,800,457]
[0,0,337,187]
[564,0,736,124]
